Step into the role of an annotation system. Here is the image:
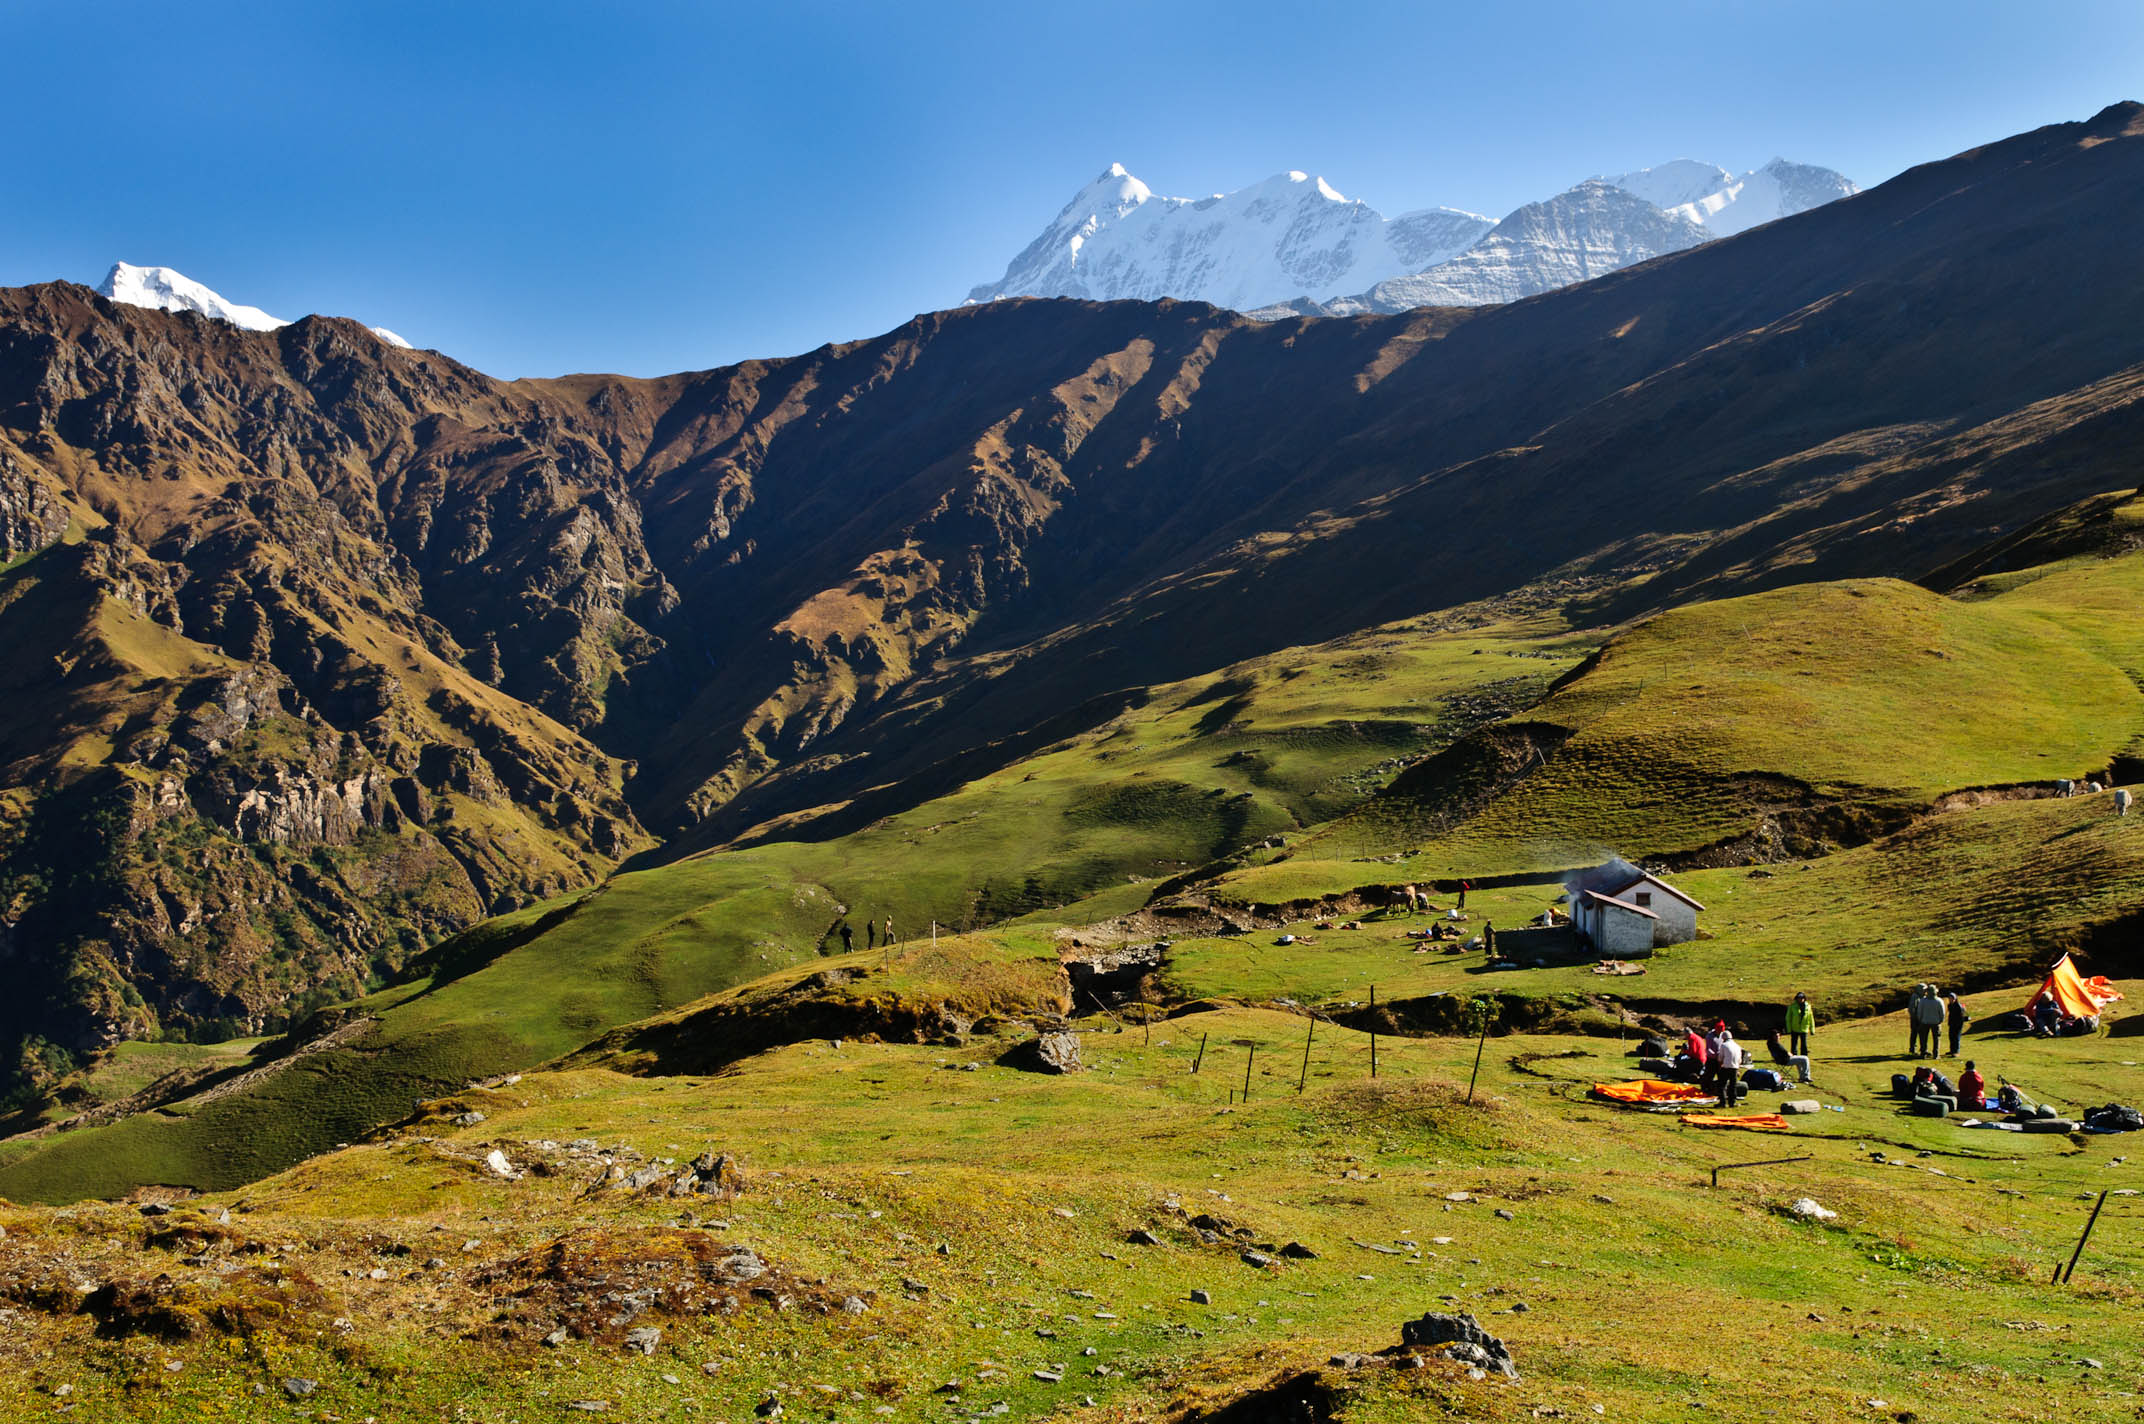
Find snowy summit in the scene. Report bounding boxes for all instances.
[970,155,1857,317]
[965,165,1493,311]
[96,262,412,348]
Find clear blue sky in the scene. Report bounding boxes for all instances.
[5,0,2139,378]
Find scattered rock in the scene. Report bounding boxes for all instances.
[543,1327,570,1347]
[624,1326,661,1355]
[1240,1249,1277,1270]
[565,1403,610,1414]
[1014,1031,1084,1074]
[455,1110,487,1127]
[1401,1311,1519,1379]
[484,1149,518,1179]
[1786,1198,1838,1223]
[282,1379,318,1399]
[1494,1209,1515,1221]
[1278,1241,1318,1259]
[1126,1229,1162,1247]
[1780,1100,1821,1115]
[841,1295,868,1314]
[1190,1289,1212,1305]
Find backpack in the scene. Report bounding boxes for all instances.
[2083,1104,2143,1133]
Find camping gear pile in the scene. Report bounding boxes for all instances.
[1891,1070,2142,1134]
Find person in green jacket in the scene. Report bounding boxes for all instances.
[1784,992,1815,1059]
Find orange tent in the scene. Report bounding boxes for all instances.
[1591,1080,1712,1106]
[2024,953,2124,1019]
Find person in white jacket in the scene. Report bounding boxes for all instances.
[1707,1023,1743,1106]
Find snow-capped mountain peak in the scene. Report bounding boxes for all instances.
[1659,158,1860,237]
[100,262,284,332]
[1594,159,1736,212]
[95,262,412,348]
[966,166,1491,310]
[973,151,1856,319]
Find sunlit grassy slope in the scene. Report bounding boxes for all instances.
[1309,567,2144,869]
[1156,790,2144,1017]
[3,992,2137,1421]
[0,618,1577,1202]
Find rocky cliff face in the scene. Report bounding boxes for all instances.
[4,103,2144,1111]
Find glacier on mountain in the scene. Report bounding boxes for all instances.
[973,154,1857,316]
[96,262,412,348]
[965,165,1493,311]
[1346,181,1709,312]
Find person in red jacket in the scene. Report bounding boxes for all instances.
[1956,1061,1987,1109]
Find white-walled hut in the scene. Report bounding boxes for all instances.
[1564,858,1704,953]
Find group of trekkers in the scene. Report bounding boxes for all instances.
[1649,983,1988,1107]
[832,916,897,953]
[1905,983,1970,1058]
[1638,1012,1816,1105]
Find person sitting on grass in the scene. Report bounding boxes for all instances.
[2031,993,2063,1038]
[1766,1030,1813,1085]
[1957,1061,1987,1110]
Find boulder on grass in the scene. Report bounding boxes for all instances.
[1399,1311,1518,1378]
[1002,1030,1083,1074]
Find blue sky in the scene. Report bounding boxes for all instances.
[6,0,2140,378]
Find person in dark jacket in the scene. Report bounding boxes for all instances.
[1766,1030,1813,1085]
[1945,991,1970,1057]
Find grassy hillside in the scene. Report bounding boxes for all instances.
[1307,568,2144,869]
[1,989,2136,1421]
[0,618,1573,1202]
[1155,790,2144,1019]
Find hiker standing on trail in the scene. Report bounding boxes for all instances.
[1481,919,1496,957]
[1783,992,1815,1060]
[1458,879,1471,911]
[1945,991,1970,1057]
[866,919,877,949]
[1906,985,1930,1057]
[883,916,896,946]
[838,921,853,953]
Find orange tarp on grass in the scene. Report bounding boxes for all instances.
[1591,1080,1712,1105]
[1679,1113,1792,1132]
[2025,953,2123,1019]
